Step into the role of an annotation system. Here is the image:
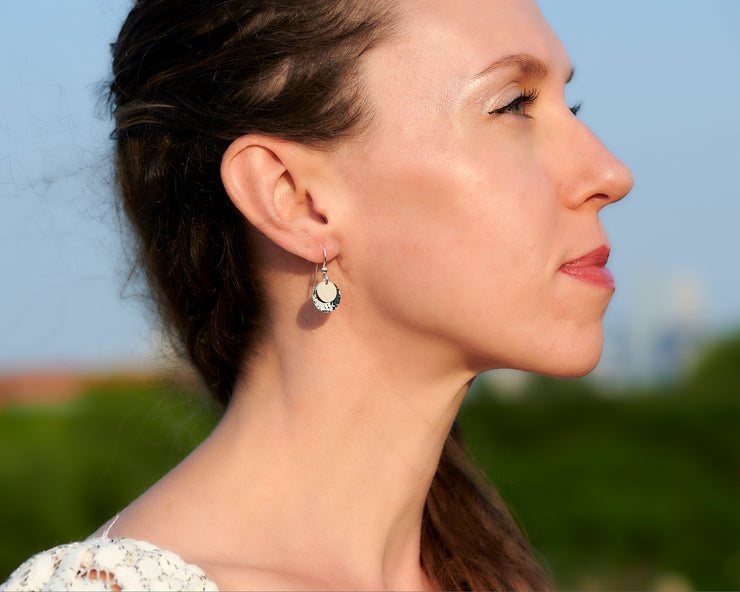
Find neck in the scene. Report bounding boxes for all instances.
[190,304,474,590]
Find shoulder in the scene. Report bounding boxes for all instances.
[1,537,219,591]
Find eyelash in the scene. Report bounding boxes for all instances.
[488,89,539,117]
[487,90,582,117]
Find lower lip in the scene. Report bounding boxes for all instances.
[559,266,615,289]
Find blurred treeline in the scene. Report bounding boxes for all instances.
[1,332,738,590]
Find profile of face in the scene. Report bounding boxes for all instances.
[313,0,633,378]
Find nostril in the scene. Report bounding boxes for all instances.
[587,193,613,208]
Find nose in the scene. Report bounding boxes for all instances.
[558,118,633,211]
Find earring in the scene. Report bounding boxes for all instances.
[312,249,341,313]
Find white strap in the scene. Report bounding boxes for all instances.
[101,514,120,539]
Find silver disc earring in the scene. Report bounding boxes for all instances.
[312,249,341,313]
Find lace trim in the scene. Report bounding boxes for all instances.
[1,535,218,591]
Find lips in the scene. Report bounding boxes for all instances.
[559,245,614,289]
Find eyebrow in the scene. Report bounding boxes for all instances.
[475,53,574,84]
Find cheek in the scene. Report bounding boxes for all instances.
[336,135,559,329]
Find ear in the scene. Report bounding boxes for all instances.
[221,135,338,264]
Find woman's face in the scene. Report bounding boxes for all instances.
[322,0,633,377]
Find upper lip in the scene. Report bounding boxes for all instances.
[560,245,610,269]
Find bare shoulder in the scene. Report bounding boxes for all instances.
[104,517,330,591]
[194,561,341,592]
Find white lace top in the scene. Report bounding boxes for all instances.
[0,535,218,591]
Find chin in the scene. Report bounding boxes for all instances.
[548,360,600,379]
[511,328,605,379]
[547,332,605,378]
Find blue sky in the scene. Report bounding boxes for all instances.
[1,1,738,371]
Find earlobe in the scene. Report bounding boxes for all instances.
[220,135,337,263]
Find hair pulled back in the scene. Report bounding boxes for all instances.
[109,1,549,589]
[111,0,387,401]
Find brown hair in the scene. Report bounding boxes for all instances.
[109,1,550,589]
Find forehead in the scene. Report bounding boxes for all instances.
[361,0,569,107]
[400,0,562,61]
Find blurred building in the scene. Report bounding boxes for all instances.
[597,271,707,385]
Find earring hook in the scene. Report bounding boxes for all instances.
[312,248,328,288]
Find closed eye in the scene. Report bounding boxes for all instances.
[487,91,582,118]
[488,89,538,117]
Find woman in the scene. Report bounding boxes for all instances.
[2,0,631,590]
